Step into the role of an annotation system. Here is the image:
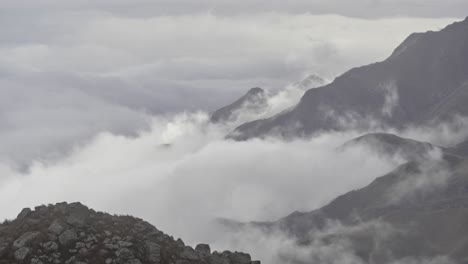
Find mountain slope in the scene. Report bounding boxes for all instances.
[229,17,468,140]
[210,88,267,123]
[225,135,468,263]
[0,202,259,264]
[340,132,464,162]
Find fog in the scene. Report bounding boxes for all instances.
[0,2,466,263]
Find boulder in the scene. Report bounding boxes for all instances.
[13,231,41,249]
[14,247,31,261]
[59,229,78,246]
[48,219,66,235]
[16,208,31,220]
[195,244,211,256]
[144,241,161,264]
[180,246,200,260]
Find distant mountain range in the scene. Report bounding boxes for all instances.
[225,17,468,140]
[210,17,468,263]
[220,133,468,263]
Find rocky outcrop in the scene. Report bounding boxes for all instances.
[0,202,260,264]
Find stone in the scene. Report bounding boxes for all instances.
[17,208,31,220]
[59,229,78,246]
[195,244,211,256]
[229,252,251,264]
[42,241,59,251]
[0,241,9,257]
[144,241,161,264]
[75,242,85,248]
[118,240,133,247]
[115,247,134,260]
[180,246,200,260]
[66,212,87,227]
[48,220,66,235]
[13,231,41,249]
[14,247,31,261]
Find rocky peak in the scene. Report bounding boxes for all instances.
[292,74,326,90]
[245,87,263,96]
[0,202,260,264]
[210,87,267,124]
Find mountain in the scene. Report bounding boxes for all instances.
[229,17,468,140]
[454,138,468,157]
[0,202,259,264]
[340,132,462,162]
[223,134,468,263]
[291,74,326,90]
[210,88,267,123]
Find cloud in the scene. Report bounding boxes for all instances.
[0,111,398,245]
[1,0,467,18]
[212,218,456,264]
[0,12,457,168]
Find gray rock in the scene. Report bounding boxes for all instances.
[75,242,85,248]
[195,244,211,256]
[13,231,41,249]
[115,247,135,260]
[14,247,31,261]
[16,208,31,220]
[144,241,161,264]
[230,252,251,264]
[42,241,59,251]
[66,212,87,227]
[59,229,78,246]
[48,220,66,235]
[180,246,200,260]
[118,241,133,247]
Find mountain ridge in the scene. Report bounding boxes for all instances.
[228,17,468,140]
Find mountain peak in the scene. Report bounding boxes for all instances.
[246,87,264,95]
[210,87,267,123]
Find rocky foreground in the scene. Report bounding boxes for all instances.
[0,202,259,264]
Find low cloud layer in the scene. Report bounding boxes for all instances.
[0,10,457,168]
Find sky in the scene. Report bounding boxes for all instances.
[0,1,467,263]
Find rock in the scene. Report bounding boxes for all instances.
[66,212,87,227]
[0,241,9,257]
[16,208,31,220]
[59,229,78,246]
[195,244,211,256]
[229,252,251,264]
[48,220,66,235]
[145,241,161,264]
[118,240,133,247]
[14,246,31,261]
[75,241,85,248]
[116,247,135,260]
[13,231,41,249]
[0,202,257,264]
[42,241,59,251]
[180,246,200,260]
